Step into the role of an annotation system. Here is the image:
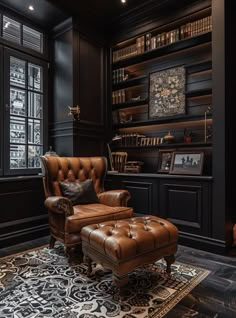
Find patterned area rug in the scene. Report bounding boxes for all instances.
[0,244,210,318]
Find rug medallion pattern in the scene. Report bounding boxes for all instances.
[0,244,210,318]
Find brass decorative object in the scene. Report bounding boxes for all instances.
[68,105,80,121]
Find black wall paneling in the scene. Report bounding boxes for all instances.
[51,18,107,156]
[0,177,48,248]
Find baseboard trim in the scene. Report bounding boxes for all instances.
[0,224,50,249]
[179,232,229,255]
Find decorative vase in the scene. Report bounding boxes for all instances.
[163,131,175,144]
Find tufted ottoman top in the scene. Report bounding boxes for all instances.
[81,216,178,262]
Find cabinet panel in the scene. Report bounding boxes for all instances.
[122,180,155,215]
[104,175,158,215]
[159,179,211,236]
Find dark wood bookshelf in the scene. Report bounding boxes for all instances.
[113,32,212,69]
[185,88,212,98]
[112,98,148,111]
[114,113,212,129]
[186,60,212,74]
[112,75,147,90]
[112,142,212,150]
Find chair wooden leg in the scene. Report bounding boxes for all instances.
[84,255,93,276]
[49,235,56,248]
[164,254,175,274]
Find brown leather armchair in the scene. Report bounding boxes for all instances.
[41,156,133,258]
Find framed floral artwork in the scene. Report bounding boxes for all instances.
[149,66,186,118]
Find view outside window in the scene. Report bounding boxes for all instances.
[9,57,43,169]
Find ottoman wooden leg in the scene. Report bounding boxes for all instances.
[164,254,175,274]
[113,273,129,289]
[113,273,129,301]
[49,235,56,248]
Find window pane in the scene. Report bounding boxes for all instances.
[23,25,43,53]
[28,64,42,92]
[28,145,42,168]
[10,117,26,143]
[10,145,26,169]
[28,119,41,144]
[28,92,43,118]
[10,88,26,116]
[10,57,26,88]
[3,16,21,44]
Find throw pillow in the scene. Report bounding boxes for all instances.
[59,179,99,205]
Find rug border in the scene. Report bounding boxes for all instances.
[151,262,211,318]
[0,244,49,261]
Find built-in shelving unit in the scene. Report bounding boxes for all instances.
[111,4,212,177]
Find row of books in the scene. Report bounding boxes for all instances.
[112,90,126,104]
[112,15,212,63]
[112,68,130,84]
[111,133,165,147]
[180,16,212,39]
[112,36,145,63]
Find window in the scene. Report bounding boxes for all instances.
[23,25,43,53]
[1,14,44,54]
[2,48,47,176]
[2,16,21,45]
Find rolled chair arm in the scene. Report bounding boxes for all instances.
[98,190,131,207]
[44,196,74,216]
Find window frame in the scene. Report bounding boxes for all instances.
[0,11,48,61]
[2,47,48,176]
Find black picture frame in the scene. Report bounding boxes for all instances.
[170,151,204,175]
[158,149,175,173]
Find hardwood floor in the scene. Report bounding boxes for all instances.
[1,237,236,317]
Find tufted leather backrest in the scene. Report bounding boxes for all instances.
[40,156,107,198]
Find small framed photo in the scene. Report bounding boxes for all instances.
[170,151,204,175]
[158,149,174,173]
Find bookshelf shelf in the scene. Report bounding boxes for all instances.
[185,88,212,98]
[112,98,148,111]
[113,32,211,69]
[112,142,212,150]
[113,113,212,129]
[112,75,147,90]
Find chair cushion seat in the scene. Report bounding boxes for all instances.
[66,203,133,232]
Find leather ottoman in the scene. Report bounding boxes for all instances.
[81,215,178,287]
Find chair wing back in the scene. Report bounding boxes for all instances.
[40,156,107,198]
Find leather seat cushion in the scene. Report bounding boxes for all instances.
[81,215,178,262]
[66,203,133,232]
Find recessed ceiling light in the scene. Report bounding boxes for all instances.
[121,0,126,3]
[28,5,34,11]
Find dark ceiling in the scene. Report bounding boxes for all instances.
[0,0,196,34]
[0,0,69,30]
[0,0,154,31]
